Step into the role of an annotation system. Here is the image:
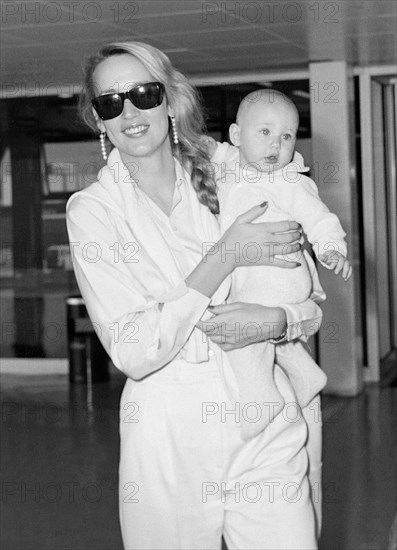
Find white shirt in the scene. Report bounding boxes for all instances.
[66,148,323,380]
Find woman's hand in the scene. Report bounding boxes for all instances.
[219,204,302,270]
[186,205,301,300]
[196,302,287,351]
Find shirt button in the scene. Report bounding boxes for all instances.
[208,350,214,357]
[225,216,231,221]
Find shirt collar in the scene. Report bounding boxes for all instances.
[174,155,188,187]
[105,147,187,188]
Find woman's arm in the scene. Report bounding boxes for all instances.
[197,302,288,351]
[67,197,302,379]
[198,297,323,351]
[67,196,212,381]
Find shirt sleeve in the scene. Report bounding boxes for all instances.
[66,195,211,380]
[292,175,348,264]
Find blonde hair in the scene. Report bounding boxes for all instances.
[79,41,219,215]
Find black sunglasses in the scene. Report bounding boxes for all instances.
[92,81,165,120]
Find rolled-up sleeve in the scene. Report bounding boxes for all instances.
[66,196,210,380]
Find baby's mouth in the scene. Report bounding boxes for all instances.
[264,155,279,164]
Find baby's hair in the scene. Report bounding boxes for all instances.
[236,88,299,125]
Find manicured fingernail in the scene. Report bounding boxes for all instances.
[260,201,268,207]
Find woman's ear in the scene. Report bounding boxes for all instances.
[92,107,105,133]
[229,123,241,146]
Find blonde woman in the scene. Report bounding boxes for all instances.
[67,42,321,550]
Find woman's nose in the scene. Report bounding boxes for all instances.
[122,98,140,117]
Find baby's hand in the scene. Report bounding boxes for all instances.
[200,135,217,158]
[319,250,352,280]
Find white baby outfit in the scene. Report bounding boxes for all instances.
[213,142,347,440]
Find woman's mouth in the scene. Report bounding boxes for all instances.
[123,124,149,137]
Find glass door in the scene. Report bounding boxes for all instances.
[360,71,397,381]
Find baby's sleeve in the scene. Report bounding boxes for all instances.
[278,259,326,342]
[211,141,239,165]
[292,175,348,264]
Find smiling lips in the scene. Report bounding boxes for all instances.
[123,124,149,136]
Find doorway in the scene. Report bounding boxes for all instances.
[359,70,397,381]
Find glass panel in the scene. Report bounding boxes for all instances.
[1,82,312,359]
[43,141,102,195]
[199,79,311,140]
[0,95,96,358]
[371,79,392,359]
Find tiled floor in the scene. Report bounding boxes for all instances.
[1,372,396,550]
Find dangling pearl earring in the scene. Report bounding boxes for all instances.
[170,115,179,145]
[99,131,108,161]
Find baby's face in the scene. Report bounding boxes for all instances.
[231,98,299,172]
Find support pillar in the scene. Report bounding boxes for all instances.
[309,61,363,395]
[8,98,44,356]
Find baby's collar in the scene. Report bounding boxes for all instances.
[286,150,310,173]
[243,151,309,179]
[243,150,310,178]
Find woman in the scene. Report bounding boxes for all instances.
[66,41,322,550]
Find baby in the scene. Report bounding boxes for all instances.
[207,89,351,441]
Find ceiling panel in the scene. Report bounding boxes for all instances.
[105,11,249,35]
[195,41,307,60]
[0,0,396,93]
[348,33,397,64]
[155,26,286,49]
[341,0,397,16]
[1,22,137,44]
[182,54,309,75]
[344,15,397,34]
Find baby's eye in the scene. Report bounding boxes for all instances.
[283,133,292,140]
[260,128,270,135]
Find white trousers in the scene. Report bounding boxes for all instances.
[302,394,323,540]
[119,359,318,550]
